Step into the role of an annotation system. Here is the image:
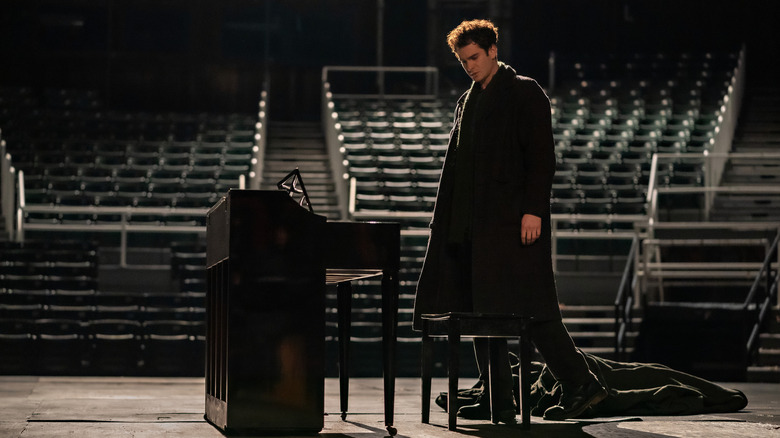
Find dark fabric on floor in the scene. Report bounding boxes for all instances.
[437,352,749,418]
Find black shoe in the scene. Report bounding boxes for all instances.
[458,401,516,424]
[436,383,484,412]
[542,379,607,421]
[456,401,490,420]
[491,408,517,425]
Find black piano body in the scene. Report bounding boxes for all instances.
[204,189,400,435]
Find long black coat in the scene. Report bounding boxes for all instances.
[412,63,561,330]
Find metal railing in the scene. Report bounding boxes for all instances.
[322,82,351,220]
[346,176,647,272]
[1,138,16,239]
[249,84,269,189]
[614,235,639,360]
[620,147,780,361]
[15,168,211,267]
[321,66,439,100]
[646,152,780,223]
[745,232,780,360]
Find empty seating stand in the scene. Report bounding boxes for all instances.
[331,52,734,237]
[547,51,735,232]
[322,52,735,368]
[0,240,95,374]
[0,239,208,376]
[0,88,251,376]
[334,98,450,219]
[0,88,259,230]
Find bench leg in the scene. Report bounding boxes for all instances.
[519,334,532,429]
[447,320,460,431]
[421,321,432,424]
[487,339,499,424]
[337,281,352,420]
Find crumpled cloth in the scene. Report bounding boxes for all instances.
[436,352,748,418]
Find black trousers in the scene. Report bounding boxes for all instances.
[474,320,594,396]
[450,241,594,407]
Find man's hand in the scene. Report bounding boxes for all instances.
[521,214,542,245]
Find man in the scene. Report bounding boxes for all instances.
[412,19,607,422]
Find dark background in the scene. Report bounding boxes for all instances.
[1,0,777,120]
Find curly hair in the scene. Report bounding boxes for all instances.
[446,19,498,54]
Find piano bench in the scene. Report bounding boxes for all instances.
[420,313,532,431]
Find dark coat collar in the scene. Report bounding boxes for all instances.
[476,62,516,120]
[458,62,517,115]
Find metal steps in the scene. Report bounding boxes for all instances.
[561,306,639,360]
[711,86,780,221]
[259,121,341,220]
[712,84,779,381]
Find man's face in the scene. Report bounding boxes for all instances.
[455,42,498,86]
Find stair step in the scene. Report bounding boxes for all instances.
[264,170,331,179]
[714,195,780,205]
[732,84,780,160]
[267,149,327,156]
[265,166,331,174]
[758,348,780,366]
[559,305,616,316]
[570,331,637,348]
[266,144,327,151]
[578,347,625,360]
[732,145,780,152]
[259,184,336,193]
[760,334,780,348]
[264,160,330,168]
[727,162,780,172]
[265,152,329,159]
[747,365,780,383]
[269,131,324,139]
[261,122,340,220]
[562,317,615,324]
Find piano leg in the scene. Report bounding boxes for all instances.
[337,281,352,420]
[381,270,399,436]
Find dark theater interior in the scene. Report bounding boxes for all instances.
[1,1,779,437]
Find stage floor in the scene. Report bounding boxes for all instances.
[1,376,778,438]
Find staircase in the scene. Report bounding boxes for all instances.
[731,87,780,153]
[712,86,780,221]
[749,308,780,383]
[562,305,638,361]
[711,86,780,381]
[259,121,341,220]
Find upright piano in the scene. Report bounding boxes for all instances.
[204,189,400,435]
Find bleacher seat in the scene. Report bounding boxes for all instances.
[2,95,257,223]
[34,318,87,374]
[142,320,203,375]
[86,319,143,375]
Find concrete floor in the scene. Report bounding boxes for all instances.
[0,376,778,438]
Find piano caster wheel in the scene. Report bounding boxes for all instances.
[386,425,397,436]
[341,412,347,420]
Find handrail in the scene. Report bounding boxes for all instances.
[644,43,746,221]
[321,66,439,99]
[645,152,780,232]
[745,231,779,360]
[1,139,16,239]
[709,43,746,191]
[14,168,216,267]
[744,232,780,307]
[250,84,269,190]
[614,235,639,361]
[322,82,350,219]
